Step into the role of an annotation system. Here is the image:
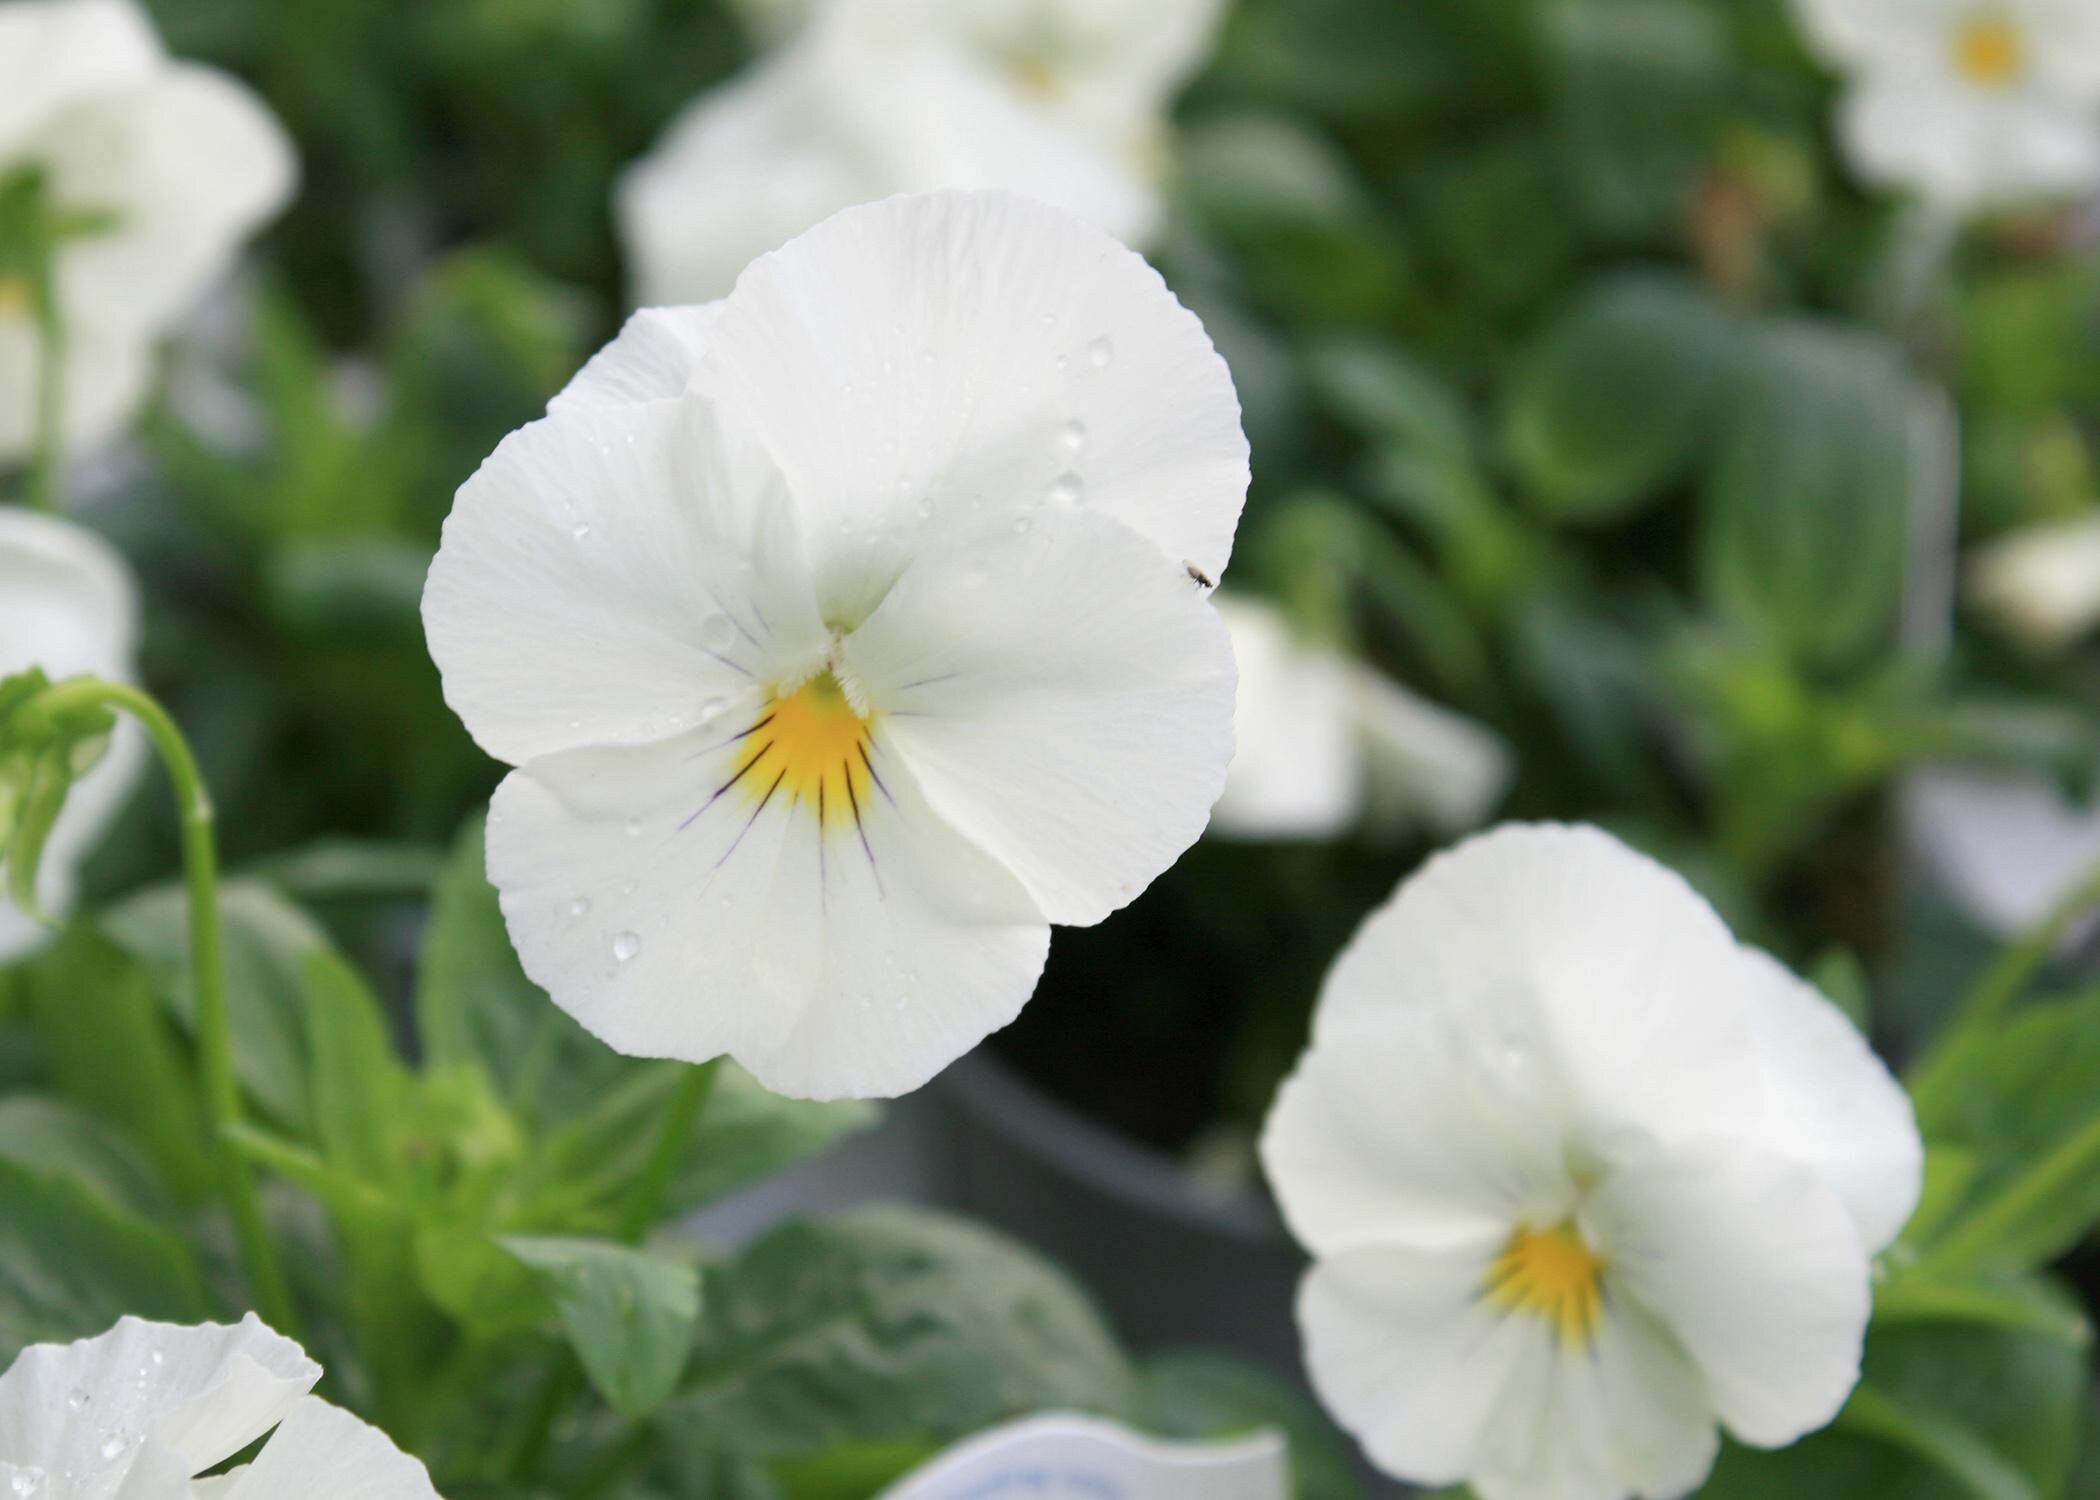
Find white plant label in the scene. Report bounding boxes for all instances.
[876,1413,1289,1500]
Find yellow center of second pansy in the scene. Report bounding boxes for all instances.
[1953,13,2024,87]
[1485,1221,1606,1349]
[729,672,876,833]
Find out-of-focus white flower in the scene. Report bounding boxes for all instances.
[616,0,1222,306]
[1791,0,2100,210]
[1260,824,1921,1500]
[1210,596,1509,841]
[0,508,144,961]
[1967,511,2100,649]
[0,1314,440,1499]
[0,0,294,462]
[426,191,1247,1101]
[1905,766,2100,935]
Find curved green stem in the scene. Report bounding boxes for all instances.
[617,1059,720,1243]
[23,236,64,515]
[1910,855,2100,1113]
[38,677,299,1335]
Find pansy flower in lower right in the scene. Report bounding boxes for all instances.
[1259,823,1922,1500]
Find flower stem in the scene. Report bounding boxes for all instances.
[24,236,65,514]
[617,1059,720,1243]
[37,677,299,1336]
[1910,854,2100,1112]
[1925,1103,2100,1275]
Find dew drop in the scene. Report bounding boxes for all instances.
[1047,471,1084,506]
[624,816,642,837]
[97,1438,124,1462]
[65,1390,87,1411]
[1012,515,1032,534]
[1086,336,1114,369]
[1057,419,1087,453]
[569,521,591,540]
[148,1352,163,1367]
[11,1469,44,1496]
[567,896,591,919]
[612,932,642,963]
[697,696,727,727]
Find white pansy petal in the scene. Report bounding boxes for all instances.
[1967,512,2100,650]
[550,304,725,413]
[0,317,155,463]
[1739,947,1922,1253]
[424,396,829,766]
[0,0,160,151]
[217,1396,440,1500]
[840,506,1235,927]
[1839,78,2100,208]
[1311,825,1764,1142]
[1349,665,1511,837]
[0,1315,318,1481]
[1297,1245,1527,1489]
[487,724,1048,1100]
[1904,766,2100,936]
[697,190,1247,619]
[0,509,145,960]
[1208,598,1361,840]
[1594,1138,1871,1449]
[44,64,295,336]
[1259,1005,1568,1257]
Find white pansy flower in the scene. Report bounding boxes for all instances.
[1791,0,2100,209]
[1966,511,2100,649]
[615,0,1216,306]
[0,0,294,462]
[0,508,144,961]
[1904,766,2100,935]
[0,1314,439,1499]
[426,191,1247,1101]
[1211,596,1509,841]
[1260,824,1922,1500]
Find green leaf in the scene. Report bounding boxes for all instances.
[15,926,214,1202]
[1541,0,1727,242]
[667,1208,1136,1461]
[502,1236,701,1421]
[104,879,336,1129]
[1502,274,1739,522]
[304,950,413,1182]
[1698,320,1932,673]
[243,838,448,903]
[1139,1354,1363,1500]
[0,1155,209,1366]
[414,1223,550,1336]
[0,1095,170,1220]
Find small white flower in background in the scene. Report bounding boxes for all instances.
[1260,824,1922,1500]
[1905,767,2100,935]
[426,191,1247,1101]
[0,0,294,463]
[0,1314,441,1499]
[616,0,1222,306]
[0,508,144,961]
[1791,0,2100,210]
[1966,511,2100,649]
[1210,596,1510,842]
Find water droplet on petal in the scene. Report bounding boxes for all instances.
[624,817,642,837]
[65,1390,87,1411]
[1086,336,1114,369]
[1048,471,1084,506]
[1012,515,1032,534]
[569,521,591,540]
[97,1438,124,1462]
[568,896,591,919]
[1058,419,1087,453]
[613,932,642,963]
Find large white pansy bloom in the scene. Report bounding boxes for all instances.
[426,191,1247,1101]
[0,0,294,462]
[1791,0,2100,209]
[0,1314,440,1499]
[1966,511,2100,650]
[615,0,1218,306]
[0,508,144,961]
[1260,824,1922,1500]
[1211,596,1510,841]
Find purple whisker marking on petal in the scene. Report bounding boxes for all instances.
[844,769,883,895]
[683,712,774,762]
[701,646,755,678]
[857,742,895,806]
[711,768,786,871]
[750,599,771,632]
[683,740,770,828]
[899,671,960,691]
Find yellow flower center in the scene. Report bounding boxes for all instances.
[1953,13,2024,88]
[1484,1221,1606,1349]
[728,672,876,833]
[1008,54,1065,101]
